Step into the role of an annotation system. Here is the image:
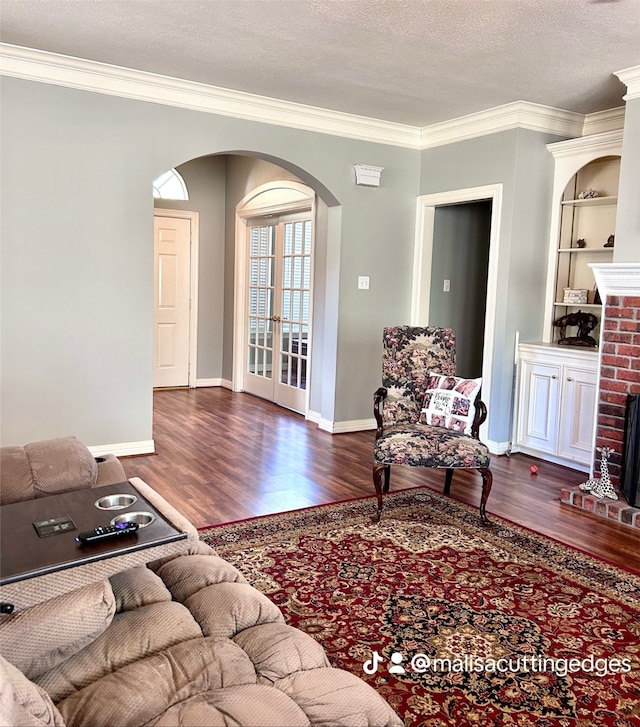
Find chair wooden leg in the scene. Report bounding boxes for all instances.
[443,468,454,494]
[373,462,390,522]
[478,467,493,525]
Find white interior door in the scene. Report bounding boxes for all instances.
[243,214,312,413]
[153,214,192,388]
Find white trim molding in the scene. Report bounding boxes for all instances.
[88,440,156,457]
[615,65,640,102]
[420,101,584,149]
[591,262,640,297]
[582,107,625,137]
[1,44,626,151]
[412,184,503,444]
[546,129,624,161]
[0,44,420,149]
[196,378,233,389]
[314,417,377,434]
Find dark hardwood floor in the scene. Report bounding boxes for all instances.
[124,387,640,573]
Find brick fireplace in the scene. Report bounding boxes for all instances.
[561,263,640,528]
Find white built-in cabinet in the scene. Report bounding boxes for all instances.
[543,130,622,346]
[516,345,598,471]
[514,130,622,472]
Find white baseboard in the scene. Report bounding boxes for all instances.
[195,378,233,389]
[88,440,156,457]
[311,416,377,434]
[486,439,511,456]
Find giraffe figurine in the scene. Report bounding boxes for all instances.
[579,446,618,500]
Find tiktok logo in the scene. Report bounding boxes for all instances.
[363,650,384,674]
[363,651,405,675]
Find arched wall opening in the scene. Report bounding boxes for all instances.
[151,149,343,424]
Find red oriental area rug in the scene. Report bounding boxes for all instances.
[199,489,640,727]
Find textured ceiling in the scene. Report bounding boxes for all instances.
[1,0,639,126]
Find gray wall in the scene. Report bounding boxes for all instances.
[420,129,562,446]
[2,74,633,451]
[0,76,419,447]
[429,201,492,378]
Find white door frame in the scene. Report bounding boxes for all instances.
[411,184,503,441]
[233,181,315,413]
[154,208,199,388]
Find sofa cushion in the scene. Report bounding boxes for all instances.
[56,637,260,727]
[25,436,98,497]
[0,653,64,727]
[109,566,172,613]
[148,685,312,727]
[233,622,330,683]
[153,554,247,603]
[36,601,203,703]
[0,445,35,505]
[185,582,284,640]
[276,667,402,727]
[0,580,116,680]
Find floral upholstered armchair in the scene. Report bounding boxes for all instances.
[373,326,493,524]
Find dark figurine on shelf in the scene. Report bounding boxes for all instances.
[604,234,615,248]
[575,238,586,248]
[553,310,598,347]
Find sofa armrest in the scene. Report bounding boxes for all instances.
[95,454,127,486]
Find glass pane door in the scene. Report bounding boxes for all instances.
[244,214,313,413]
[279,220,311,392]
[247,225,275,388]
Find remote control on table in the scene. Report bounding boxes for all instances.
[75,521,139,544]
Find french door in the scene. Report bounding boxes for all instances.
[243,213,312,413]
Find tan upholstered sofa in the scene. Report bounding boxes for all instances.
[0,437,401,727]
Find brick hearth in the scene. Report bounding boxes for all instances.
[560,486,640,529]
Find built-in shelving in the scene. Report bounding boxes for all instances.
[560,195,617,207]
[544,136,622,347]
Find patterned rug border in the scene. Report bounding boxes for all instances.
[199,488,640,608]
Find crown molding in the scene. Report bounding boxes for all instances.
[581,107,625,136]
[615,65,640,101]
[0,44,626,152]
[419,101,584,149]
[546,128,623,159]
[0,44,421,149]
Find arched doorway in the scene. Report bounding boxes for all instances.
[234,181,315,414]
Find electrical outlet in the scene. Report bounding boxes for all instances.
[443,279,451,292]
[358,276,370,290]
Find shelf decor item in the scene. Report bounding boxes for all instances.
[593,286,602,305]
[577,188,599,199]
[563,288,588,304]
[575,238,586,248]
[604,234,615,248]
[553,310,598,347]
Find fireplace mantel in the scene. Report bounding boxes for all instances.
[590,262,640,297]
